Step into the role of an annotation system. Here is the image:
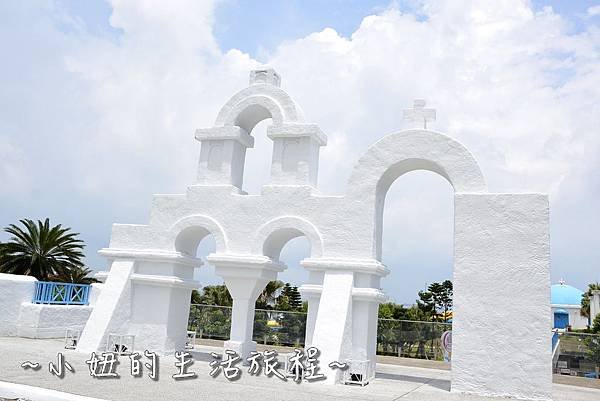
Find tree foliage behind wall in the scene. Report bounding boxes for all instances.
[581,283,600,318]
[416,280,453,322]
[0,218,96,284]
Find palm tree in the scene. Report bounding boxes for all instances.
[581,283,600,318]
[50,266,98,284]
[256,280,284,309]
[197,284,233,306]
[0,218,85,281]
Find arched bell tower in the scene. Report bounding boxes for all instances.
[194,67,327,190]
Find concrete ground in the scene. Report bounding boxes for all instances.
[0,337,599,401]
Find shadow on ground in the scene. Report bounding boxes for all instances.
[375,372,451,391]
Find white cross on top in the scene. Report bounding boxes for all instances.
[403,99,436,129]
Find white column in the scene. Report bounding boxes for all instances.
[301,258,388,384]
[78,249,201,355]
[208,254,284,360]
[224,277,266,359]
[304,295,320,348]
[194,126,254,188]
[311,270,354,384]
[298,285,321,348]
[351,288,387,378]
[267,123,326,187]
[591,290,600,324]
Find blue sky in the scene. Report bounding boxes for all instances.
[56,0,600,58]
[1,0,600,304]
[214,0,600,59]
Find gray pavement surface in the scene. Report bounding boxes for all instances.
[0,337,599,401]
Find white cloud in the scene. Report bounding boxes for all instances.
[1,0,599,300]
[0,135,30,198]
[588,5,600,17]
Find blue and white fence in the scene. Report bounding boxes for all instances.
[33,281,91,305]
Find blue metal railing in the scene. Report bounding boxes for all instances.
[33,281,91,305]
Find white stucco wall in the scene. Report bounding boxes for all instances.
[452,193,551,401]
[16,303,93,338]
[0,273,101,339]
[89,283,103,306]
[0,273,37,336]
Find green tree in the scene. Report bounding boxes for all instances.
[416,290,436,319]
[584,335,600,379]
[417,281,453,322]
[288,286,302,310]
[190,289,202,304]
[275,293,291,311]
[255,280,284,309]
[378,302,409,320]
[581,283,600,318]
[193,280,287,309]
[275,283,302,311]
[439,280,453,322]
[197,284,232,306]
[0,218,85,281]
[592,314,600,334]
[405,304,430,321]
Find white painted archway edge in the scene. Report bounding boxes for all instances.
[252,216,324,260]
[348,129,487,194]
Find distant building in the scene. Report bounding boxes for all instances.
[551,280,587,329]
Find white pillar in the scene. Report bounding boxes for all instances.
[208,254,284,360]
[311,270,354,384]
[301,258,388,384]
[224,277,266,359]
[298,285,321,348]
[78,249,201,355]
[591,290,600,324]
[267,123,326,187]
[194,126,254,189]
[351,288,387,378]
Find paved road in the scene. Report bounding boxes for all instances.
[0,337,598,401]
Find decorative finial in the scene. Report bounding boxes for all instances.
[403,99,436,129]
[249,67,281,87]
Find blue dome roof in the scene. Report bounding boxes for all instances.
[551,282,584,306]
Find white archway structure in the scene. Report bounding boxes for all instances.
[79,68,551,401]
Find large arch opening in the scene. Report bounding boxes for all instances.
[172,221,231,342]
[377,168,454,362]
[251,218,323,348]
[242,117,274,194]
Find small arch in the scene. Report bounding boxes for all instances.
[215,85,304,133]
[252,216,323,261]
[169,215,228,256]
[230,96,283,133]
